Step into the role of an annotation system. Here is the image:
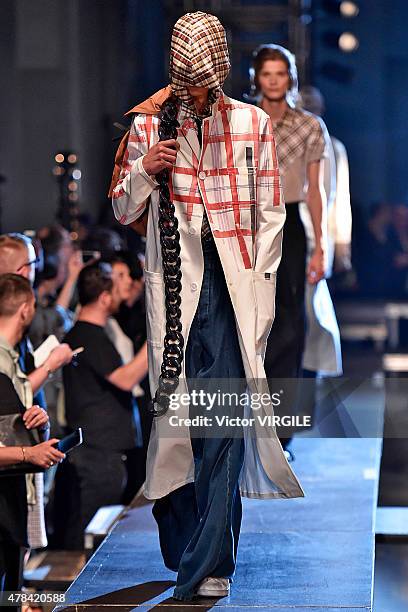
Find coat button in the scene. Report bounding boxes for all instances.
[188,227,197,235]
[198,171,207,180]
[191,282,198,291]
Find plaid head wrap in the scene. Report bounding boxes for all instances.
[169,12,230,115]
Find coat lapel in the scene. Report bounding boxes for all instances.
[178,118,200,167]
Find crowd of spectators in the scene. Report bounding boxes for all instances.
[0,222,149,598]
[353,202,408,298]
[2,202,408,598]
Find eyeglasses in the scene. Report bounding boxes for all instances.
[16,257,40,273]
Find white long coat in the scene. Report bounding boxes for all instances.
[113,93,304,500]
[300,134,342,376]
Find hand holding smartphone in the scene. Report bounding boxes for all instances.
[55,428,83,454]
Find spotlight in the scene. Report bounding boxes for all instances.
[53,150,81,232]
[338,31,359,52]
[340,1,359,17]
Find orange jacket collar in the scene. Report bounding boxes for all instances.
[124,85,173,116]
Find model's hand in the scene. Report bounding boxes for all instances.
[25,439,65,468]
[307,248,325,284]
[142,140,179,175]
[44,343,74,372]
[23,406,49,430]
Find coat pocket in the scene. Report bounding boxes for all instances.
[253,271,277,359]
[144,270,165,348]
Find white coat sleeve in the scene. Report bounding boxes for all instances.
[333,138,352,247]
[255,115,286,274]
[111,114,159,225]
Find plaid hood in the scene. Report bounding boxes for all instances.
[169,12,230,113]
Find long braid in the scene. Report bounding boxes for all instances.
[149,96,184,417]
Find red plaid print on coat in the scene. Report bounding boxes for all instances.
[112,94,283,270]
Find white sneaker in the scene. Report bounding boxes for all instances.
[196,576,230,597]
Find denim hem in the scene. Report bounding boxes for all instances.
[172,588,197,601]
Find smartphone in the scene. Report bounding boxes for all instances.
[56,428,83,454]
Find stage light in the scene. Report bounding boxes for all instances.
[53,150,81,232]
[53,166,65,176]
[338,31,359,52]
[340,1,359,17]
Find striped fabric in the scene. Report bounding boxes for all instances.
[27,473,48,549]
[193,115,212,242]
[169,12,230,116]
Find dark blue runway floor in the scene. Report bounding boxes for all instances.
[55,378,383,610]
[55,441,381,610]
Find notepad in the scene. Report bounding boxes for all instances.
[33,335,60,368]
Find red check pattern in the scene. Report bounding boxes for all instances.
[112,94,283,270]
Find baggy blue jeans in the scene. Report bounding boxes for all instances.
[152,238,246,601]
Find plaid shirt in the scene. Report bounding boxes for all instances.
[270,107,326,203]
[272,107,325,172]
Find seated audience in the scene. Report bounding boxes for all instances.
[36,224,74,285]
[0,235,73,554]
[0,234,74,399]
[29,249,83,349]
[108,254,149,501]
[355,202,408,298]
[82,226,124,260]
[0,274,65,598]
[389,204,408,291]
[61,262,147,548]
[115,251,146,354]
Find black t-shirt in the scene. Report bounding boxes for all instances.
[0,374,28,547]
[115,300,147,355]
[63,321,136,452]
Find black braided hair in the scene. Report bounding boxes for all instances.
[149,95,184,417]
